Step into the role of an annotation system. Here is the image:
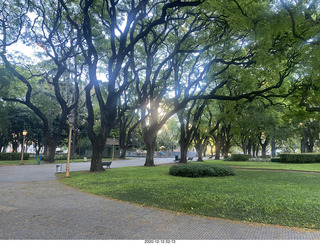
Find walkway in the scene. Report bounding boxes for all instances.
[1,158,320,240]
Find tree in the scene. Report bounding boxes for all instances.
[177,100,206,163]
[0,100,11,152]
[59,0,205,170]
[0,0,80,162]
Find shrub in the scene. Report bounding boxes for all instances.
[279,153,320,164]
[0,153,30,161]
[271,157,282,162]
[169,164,236,178]
[225,154,250,161]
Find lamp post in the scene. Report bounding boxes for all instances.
[20,130,27,165]
[66,114,75,177]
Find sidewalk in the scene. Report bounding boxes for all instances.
[1,158,320,240]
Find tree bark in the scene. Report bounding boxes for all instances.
[271,139,276,157]
[144,136,156,166]
[89,136,106,172]
[195,141,204,162]
[179,140,189,164]
[214,133,221,160]
[45,139,57,163]
[261,144,267,158]
[301,136,307,153]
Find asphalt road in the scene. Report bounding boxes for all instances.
[1,158,320,240]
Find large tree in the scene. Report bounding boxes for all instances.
[0,0,80,162]
[59,0,204,170]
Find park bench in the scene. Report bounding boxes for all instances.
[187,157,193,161]
[102,161,112,168]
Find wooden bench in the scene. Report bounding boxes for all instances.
[102,161,112,168]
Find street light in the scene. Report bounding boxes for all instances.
[20,130,27,165]
[66,114,75,177]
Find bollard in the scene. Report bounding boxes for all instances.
[56,164,62,173]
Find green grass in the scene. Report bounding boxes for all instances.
[58,164,320,230]
[206,159,320,172]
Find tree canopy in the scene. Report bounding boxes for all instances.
[1,0,320,170]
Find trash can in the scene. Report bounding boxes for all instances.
[175,155,179,161]
[56,164,62,173]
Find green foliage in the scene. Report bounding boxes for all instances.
[271,157,282,162]
[225,154,250,161]
[169,164,236,178]
[0,153,30,161]
[280,153,320,164]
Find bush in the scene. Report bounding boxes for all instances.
[271,157,282,162]
[279,153,320,164]
[0,153,30,161]
[169,164,236,178]
[225,154,250,161]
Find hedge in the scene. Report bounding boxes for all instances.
[0,153,30,161]
[169,164,236,178]
[279,153,320,164]
[225,154,250,161]
[271,157,282,162]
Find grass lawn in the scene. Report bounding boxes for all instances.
[57,162,320,230]
[206,159,320,172]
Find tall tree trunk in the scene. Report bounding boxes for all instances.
[261,144,267,158]
[252,144,257,158]
[247,141,252,157]
[144,135,156,166]
[119,116,128,159]
[45,139,57,163]
[90,136,106,172]
[119,145,127,159]
[195,142,204,162]
[179,140,188,164]
[214,134,221,160]
[259,136,269,158]
[242,139,247,154]
[271,139,276,157]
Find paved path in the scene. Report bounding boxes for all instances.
[1,158,320,240]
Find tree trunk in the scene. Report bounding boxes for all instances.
[256,144,260,157]
[215,137,221,160]
[119,146,127,159]
[179,140,188,164]
[119,118,127,159]
[144,136,156,166]
[90,137,106,172]
[261,144,267,158]
[195,142,204,162]
[247,142,252,157]
[252,144,256,158]
[242,139,247,154]
[301,136,307,153]
[223,140,231,158]
[45,139,57,163]
[271,140,276,157]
